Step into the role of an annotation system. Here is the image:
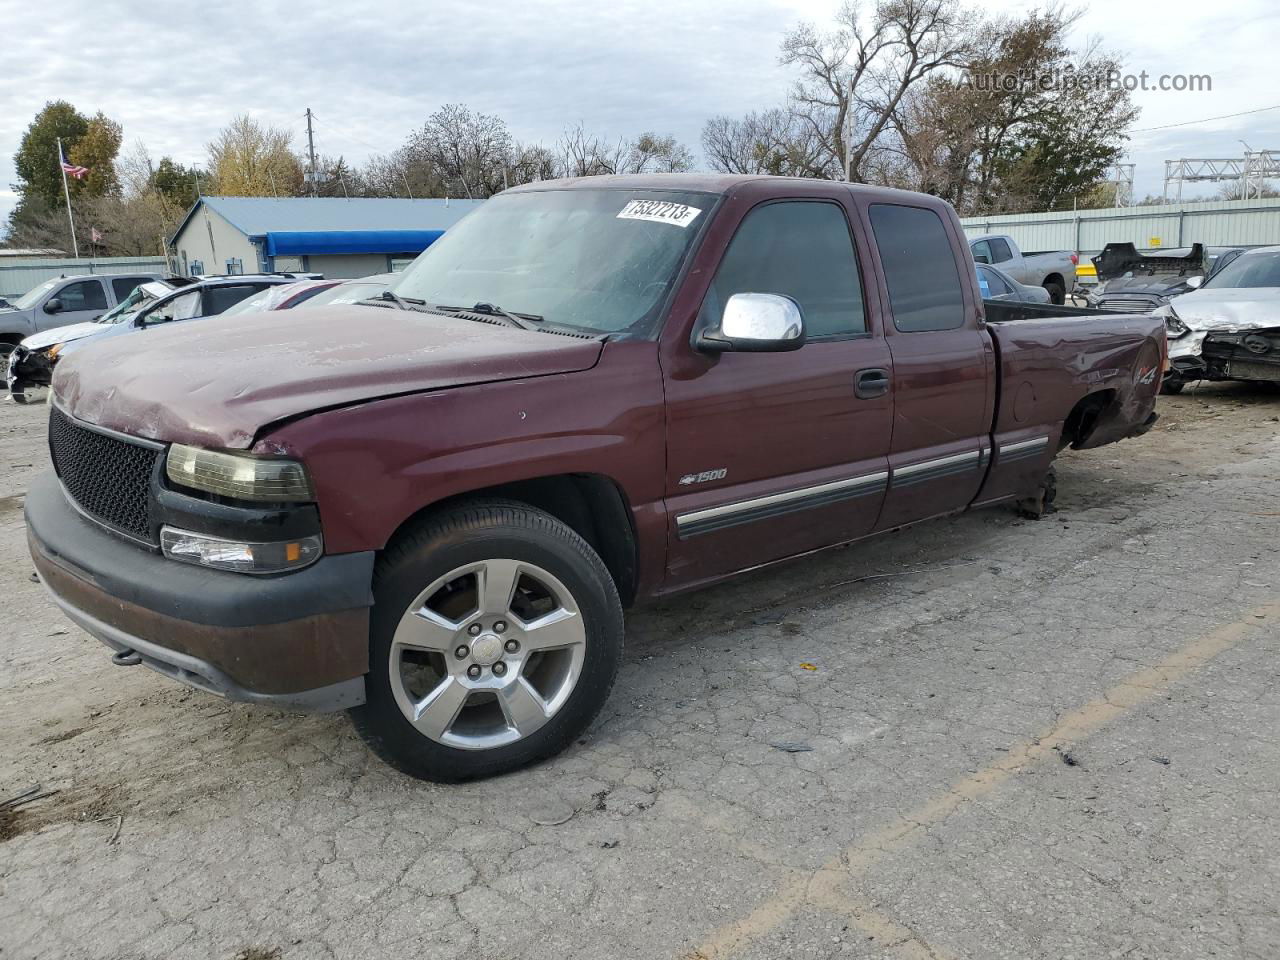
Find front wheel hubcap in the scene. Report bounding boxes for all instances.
[389,559,587,750]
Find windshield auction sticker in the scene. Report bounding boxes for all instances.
[616,199,703,228]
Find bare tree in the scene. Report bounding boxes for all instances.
[702,108,827,176]
[780,0,977,182]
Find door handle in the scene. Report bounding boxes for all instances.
[854,367,890,399]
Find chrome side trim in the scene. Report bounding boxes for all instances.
[676,471,888,538]
[999,436,1050,457]
[893,449,980,479]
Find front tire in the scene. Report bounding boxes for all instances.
[350,500,624,782]
[1160,376,1185,395]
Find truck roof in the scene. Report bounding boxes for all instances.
[503,173,953,207]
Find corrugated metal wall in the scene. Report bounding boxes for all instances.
[959,197,1280,256]
[0,257,169,300]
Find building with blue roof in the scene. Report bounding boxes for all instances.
[167,196,485,278]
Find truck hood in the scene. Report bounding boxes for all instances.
[22,320,111,351]
[54,305,604,449]
[1169,287,1280,331]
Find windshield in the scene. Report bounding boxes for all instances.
[1203,251,1280,289]
[13,279,59,310]
[96,285,155,324]
[391,188,714,336]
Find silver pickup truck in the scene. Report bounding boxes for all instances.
[968,234,1077,305]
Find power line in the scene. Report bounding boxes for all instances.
[1130,103,1280,134]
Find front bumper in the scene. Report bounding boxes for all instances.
[1167,327,1280,384]
[26,472,375,712]
[7,344,53,393]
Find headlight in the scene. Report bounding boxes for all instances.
[1153,305,1188,337]
[166,444,314,502]
[160,526,322,574]
[46,343,64,359]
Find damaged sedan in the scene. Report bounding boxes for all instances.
[1160,245,1280,393]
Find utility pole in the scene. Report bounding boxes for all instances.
[306,108,318,197]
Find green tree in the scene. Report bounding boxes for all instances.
[67,113,123,198]
[152,157,202,209]
[206,115,303,196]
[14,100,90,208]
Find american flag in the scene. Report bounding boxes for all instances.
[60,161,89,179]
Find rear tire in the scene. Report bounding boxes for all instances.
[350,499,624,782]
[1044,281,1066,305]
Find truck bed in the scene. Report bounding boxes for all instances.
[984,303,1164,453]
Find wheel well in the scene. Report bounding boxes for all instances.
[1042,273,1064,288]
[387,474,640,607]
[1060,390,1116,450]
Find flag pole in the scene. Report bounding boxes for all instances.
[56,137,80,259]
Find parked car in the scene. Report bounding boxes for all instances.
[27,175,1163,782]
[7,274,317,401]
[0,272,162,361]
[217,273,398,317]
[976,263,1052,304]
[1159,245,1280,393]
[968,234,1077,304]
[1085,243,1247,314]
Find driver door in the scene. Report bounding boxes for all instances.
[660,195,893,588]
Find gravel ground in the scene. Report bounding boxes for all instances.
[1,383,1278,960]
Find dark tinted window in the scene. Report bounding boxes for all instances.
[111,276,149,301]
[204,283,268,315]
[989,237,1013,262]
[705,201,865,338]
[869,204,965,332]
[59,280,107,311]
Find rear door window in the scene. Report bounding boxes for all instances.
[870,204,965,333]
[989,238,1013,263]
[111,276,150,301]
[204,283,270,315]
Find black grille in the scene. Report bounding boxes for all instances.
[48,406,160,541]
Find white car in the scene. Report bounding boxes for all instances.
[1158,245,1280,393]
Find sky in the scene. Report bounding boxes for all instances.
[2,0,1278,231]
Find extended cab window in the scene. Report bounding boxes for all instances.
[989,237,1013,262]
[869,204,965,333]
[705,201,865,338]
[111,277,149,301]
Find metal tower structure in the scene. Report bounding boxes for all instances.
[1163,149,1280,201]
[1107,163,1135,207]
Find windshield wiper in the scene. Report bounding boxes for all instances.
[439,302,544,330]
[363,290,427,311]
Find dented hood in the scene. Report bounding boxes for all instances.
[53,304,603,449]
[1169,287,1280,332]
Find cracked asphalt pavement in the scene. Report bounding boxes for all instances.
[1,383,1278,960]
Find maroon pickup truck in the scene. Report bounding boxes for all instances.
[27,175,1163,781]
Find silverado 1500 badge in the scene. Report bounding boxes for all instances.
[679,468,728,485]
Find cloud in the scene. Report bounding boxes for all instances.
[3,0,1278,223]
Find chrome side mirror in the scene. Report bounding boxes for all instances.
[1185,275,1204,289]
[697,293,806,353]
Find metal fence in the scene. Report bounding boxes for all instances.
[959,197,1280,257]
[0,257,169,300]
